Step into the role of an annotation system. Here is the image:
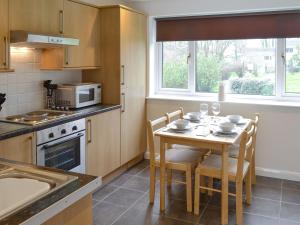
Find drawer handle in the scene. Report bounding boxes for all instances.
[121,65,125,85]
[59,10,64,34]
[3,36,7,67]
[121,93,125,113]
[87,119,92,144]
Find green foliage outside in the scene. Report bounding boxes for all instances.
[229,78,274,96]
[196,53,221,92]
[286,72,300,93]
[162,56,188,89]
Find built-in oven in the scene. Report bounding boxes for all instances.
[36,119,86,173]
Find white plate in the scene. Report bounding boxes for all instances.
[169,124,193,132]
[214,127,238,135]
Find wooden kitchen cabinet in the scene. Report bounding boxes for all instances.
[40,0,100,69]
[83,6,147,165]
[0,133,35,164]
[86,109,121,177]
[9,0,64,35]
[0,0,9,71]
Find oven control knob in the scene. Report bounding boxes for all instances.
[61,129,66,134]
[72,126,77,131]
[48,133,54,139]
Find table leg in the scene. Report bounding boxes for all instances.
[160,138,166,211]
[221,145,229,225]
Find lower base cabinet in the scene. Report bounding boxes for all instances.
[0,132,35,163]
[86,109,121,177]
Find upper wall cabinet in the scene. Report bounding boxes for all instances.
[0,0,9,71]
[40,0,101,69]
[9,0,64,35]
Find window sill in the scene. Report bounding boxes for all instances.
[147,94,300,108]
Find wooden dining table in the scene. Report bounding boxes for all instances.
[155,117,251,225]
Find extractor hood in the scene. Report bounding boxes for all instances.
[10,30,80,48]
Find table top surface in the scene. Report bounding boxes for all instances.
[155,116,251,145]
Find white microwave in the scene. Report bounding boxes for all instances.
[56,83,101,109]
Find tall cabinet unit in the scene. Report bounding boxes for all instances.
[0,0,9,71]
[83,6,147,165]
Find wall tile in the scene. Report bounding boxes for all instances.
[0,48,82,117]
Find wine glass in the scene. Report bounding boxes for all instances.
[212,102,220,123]
[200,103,208,118]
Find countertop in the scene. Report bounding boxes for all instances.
[0,158,101,225]
[0,104,121,141]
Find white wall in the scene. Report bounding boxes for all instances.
[0,48,81,117]
[129,0,300,17]
[147,99,300,181]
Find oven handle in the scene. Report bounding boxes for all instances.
[42,133,84,150]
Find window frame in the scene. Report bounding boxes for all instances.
[155,38,300,101]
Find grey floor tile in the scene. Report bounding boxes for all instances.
[252,184,282,201]
[199,205,236,225]
[244,197,280,218]
[136,166,160,178]
[208,192,237,211]
[282,180,300,190]
[280,202,300,222]
[282,188,300,204]
[125,160,149,175]
[256,176,282,188]
[93,201,127,225]
[110,174,133,186]
[122,176,150,192]
[93,185,119,201]
[155,216,195,225]
[280,219,300,225]
[104,187,144,207]
[163,198,202,224]
[243,213,280,225]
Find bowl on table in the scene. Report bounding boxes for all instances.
[174,119,190,130]
[227,115,242,124]
[218,121,235,132]
[186,112,201,121]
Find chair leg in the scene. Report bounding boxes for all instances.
[200,176,206,194]
[194,168,200,215]
[208,177,213,196]
[149,164,156,204]
[251,153,256,185]
[236,182,243,225]
[167,169,172,187]
[246,169,252,205]
[186,166,192,213]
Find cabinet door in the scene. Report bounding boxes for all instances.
[0,0,8,70]
[0,133,35,163]
[9,0,63,35]
[86,109,121,177]
[63,0,100,68]
[120,9,147,164]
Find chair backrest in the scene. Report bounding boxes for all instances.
[236,123,255,181]
[147,116,168,163]
[252,113,259,156]
[165,107,184,124]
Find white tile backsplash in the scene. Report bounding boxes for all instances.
[0,48,82,117]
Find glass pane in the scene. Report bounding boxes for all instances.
[162,41,189,89]
[285,38,300,93]
[196,39,276,96]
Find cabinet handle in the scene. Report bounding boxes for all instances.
[64,48,69,65]
[59,10,64,34]
[121,93,125,113]
[121,65,125,85]
[87,119,92,144]
[3,36,7,67]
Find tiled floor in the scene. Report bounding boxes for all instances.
[93,160,300,225]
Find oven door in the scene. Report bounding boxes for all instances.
[37,131,85,173]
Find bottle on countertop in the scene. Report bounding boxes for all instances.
[218,81,225,102]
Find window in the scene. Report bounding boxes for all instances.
[156,38,300,99]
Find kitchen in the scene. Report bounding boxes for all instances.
[1,0,300,225]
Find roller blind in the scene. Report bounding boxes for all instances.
[156,11,300,41]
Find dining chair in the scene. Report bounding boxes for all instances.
[147,115,207,212]
[194,123,255,225]
[228,114,259,184]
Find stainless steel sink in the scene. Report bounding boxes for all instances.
[0,161,78,220]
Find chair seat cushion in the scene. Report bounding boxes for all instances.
[229,143,240,158]
[172,144,209,154]
[197,154,250,180]
[155,148,204,164]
